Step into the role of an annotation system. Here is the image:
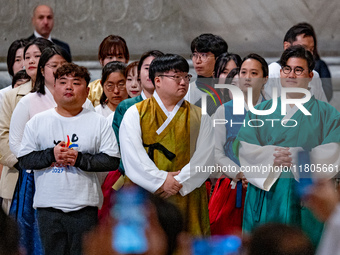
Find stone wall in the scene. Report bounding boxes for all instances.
[1,0,339,59]
[1,0,340,108]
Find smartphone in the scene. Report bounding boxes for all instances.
[193,235,241,255]
[111,186,148,254]
[296,150,313,198]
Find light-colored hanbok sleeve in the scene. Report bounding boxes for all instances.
[173,113,214,196]
[238,141,340,191]
[214,105,240,179]
[119,105,168,193]
[238,141,280,191]
[310,143,340,179]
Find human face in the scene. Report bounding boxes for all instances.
[12,47,25,75]
[100,48,128,66]
[13,79,30,88]
[280,57,313,98]
[239,59,266,95]
[126,66,141,97]
[140,56,155,94]
[218,60,237,84]
[292,35,315,54]
[24,44,41,81]
[103,72,128,110]
[156,71,190,103]
[54,75,89,110]
[192,50,215,77]
[32,5,54,38]
[42,55,67,87]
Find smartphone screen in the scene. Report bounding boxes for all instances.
[192,235,241,255]
[296,150,313,198]
[112,186,148,254]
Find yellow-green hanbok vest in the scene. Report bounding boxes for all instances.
[135,97,210,236]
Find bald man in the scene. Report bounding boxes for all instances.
[27,5,71,56]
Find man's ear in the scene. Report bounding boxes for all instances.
[154,76,161,88]
[263,76,268,85]
[283,41,291,50]
[308,70,314,81]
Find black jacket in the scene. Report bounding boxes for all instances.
[27,34,71,57]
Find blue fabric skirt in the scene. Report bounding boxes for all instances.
[10,170,44,255]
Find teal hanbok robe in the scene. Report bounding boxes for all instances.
[234,96,340,246]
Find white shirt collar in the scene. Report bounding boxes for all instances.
[34,30,52,42]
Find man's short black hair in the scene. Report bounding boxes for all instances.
[280,45,315,72]
[137,50,164,73]
[190,33,228,58]
[54,63,91,86]
[149,54,189,86]
[283,23,316,45]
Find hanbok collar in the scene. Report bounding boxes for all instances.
[281,96,313,124]
[153,91,184,135]
[244,94,263,111]
[141,90,147,100]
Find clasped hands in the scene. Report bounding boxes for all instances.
[273,147,292,168]
[235,147,293,189]
[53,141,78,166]
[155,171,183,199]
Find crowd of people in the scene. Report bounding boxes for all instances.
[0,4,339,255]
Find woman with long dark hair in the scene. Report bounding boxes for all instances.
[8,45,71,255]
[210,53,268,235]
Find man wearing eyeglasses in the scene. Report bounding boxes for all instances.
[187,33,228,115]
[120,54,214,236]
[233,45,340,246]
[264,23,327,102]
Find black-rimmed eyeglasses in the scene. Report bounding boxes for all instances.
[158,74,192,83]
[281,65,305,76]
